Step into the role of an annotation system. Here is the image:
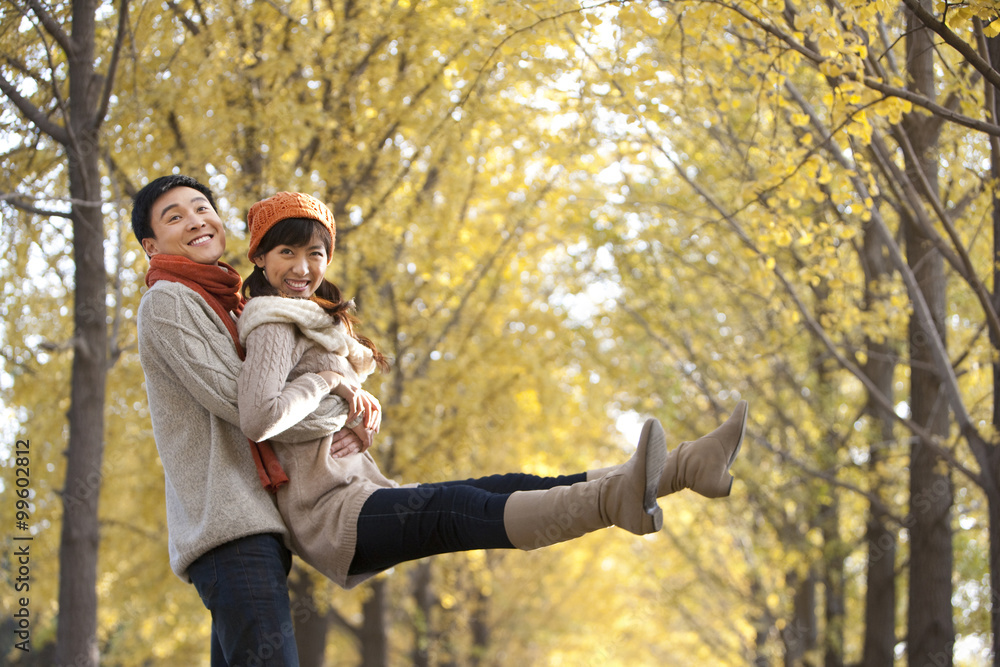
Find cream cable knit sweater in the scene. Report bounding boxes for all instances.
[137,281,346,581]
[237,296,397,589]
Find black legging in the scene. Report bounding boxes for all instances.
[348,472,586,575]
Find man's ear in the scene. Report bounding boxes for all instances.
[141,237,159,257]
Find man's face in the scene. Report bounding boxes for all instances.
[141,186,226,264]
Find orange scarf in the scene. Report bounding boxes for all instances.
[146,255,289,492]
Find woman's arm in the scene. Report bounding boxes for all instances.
[238,322,337,442]
[140,283,351,442]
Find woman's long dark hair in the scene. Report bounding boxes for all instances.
[243,217,389,372]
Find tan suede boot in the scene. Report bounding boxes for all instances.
[586,401,749,499]
[657,400,748,498]
[504,418,667,550]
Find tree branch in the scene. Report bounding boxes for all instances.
[642,119,984,484]
[165,0,201,36]
[0,71,69,144]
[786,71,1000,352]
[860,75,1000,136]
[717,0,1000,138]
[899,0,1000,90]
[1,191,75,219]
[25,0,73,56]
[96,0,131,127]
[887,124,1000,344]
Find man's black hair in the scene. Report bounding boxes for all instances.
[131,174,218,244]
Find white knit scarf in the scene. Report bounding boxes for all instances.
[238,296,377,379]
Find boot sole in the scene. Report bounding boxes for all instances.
[639,418,667,531]
[720,401,748,496]
[726,400,748,469]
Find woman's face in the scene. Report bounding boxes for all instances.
[252,228,329,298]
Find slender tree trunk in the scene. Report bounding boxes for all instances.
[782,568,817,666]
[985,29,1000,667]
[986,492,1000,667]
[470,581,490,667]
[411,561,435,667]
[903,3,954,665]
[813,292,846,667]
[860,208,898,667]
[903,124,955,663]
[752,578,774,667]
[862,496,898,665]
[55,1,109,665]
[290,566,329,667]
[360,578,390,667]
[821,500,845,667]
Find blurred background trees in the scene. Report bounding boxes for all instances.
[3,1,1000,665]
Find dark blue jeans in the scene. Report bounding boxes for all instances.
[188,533,298,667]
[349,472,585,575]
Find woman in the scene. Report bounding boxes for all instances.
[237,191,748,589]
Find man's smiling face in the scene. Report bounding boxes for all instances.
[141,186,227,265]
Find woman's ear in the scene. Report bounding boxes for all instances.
[252,255,266,268]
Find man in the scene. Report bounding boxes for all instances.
[132,174,350,666]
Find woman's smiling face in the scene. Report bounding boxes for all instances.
[252,228,329,298]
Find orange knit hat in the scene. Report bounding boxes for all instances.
[246,192,336,263]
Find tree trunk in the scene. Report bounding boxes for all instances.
[752,578,774,667]
[290,566,329,667]
[360,578,390,667]
[986,29,1000,667]
[783,568,817,666]
[862,501,898,665]
[470,581,490,667]
[860,204,899,667]
[411,561,435,667]
[821,501,845,667]
[903,3,955,665]
[55,1,109,665]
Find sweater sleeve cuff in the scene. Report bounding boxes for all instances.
[299,372,333,397]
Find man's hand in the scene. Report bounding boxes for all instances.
[329,426,375,458]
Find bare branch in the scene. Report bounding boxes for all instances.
[165,1,201,35]
[96,0,131,126]
[0,71,69,144]
[1,191,75,219]
[25,0,73,55]
[0,191,101,207]
[860,75,1000,136]
[886,124,1000,344]
[900,0,1000,90]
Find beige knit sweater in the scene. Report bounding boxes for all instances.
[137,280,347,581]
[237,296,398,589]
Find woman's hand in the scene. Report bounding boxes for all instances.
[317,371,382,433]
[335,385,381,434]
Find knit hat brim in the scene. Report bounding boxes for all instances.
[247,192,336,262]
